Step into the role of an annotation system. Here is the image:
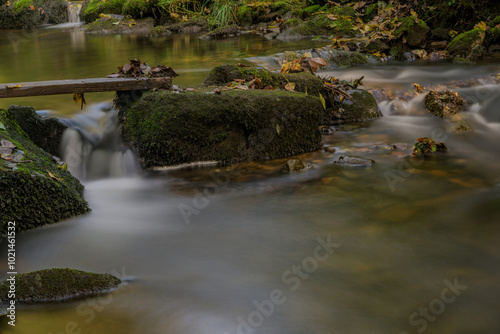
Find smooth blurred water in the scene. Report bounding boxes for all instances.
[1,28,500,334]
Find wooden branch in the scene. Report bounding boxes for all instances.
[0,77,172,98]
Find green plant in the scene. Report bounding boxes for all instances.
[209,0,237,28]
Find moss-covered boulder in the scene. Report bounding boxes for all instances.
[121,90,323,168]
[288,14,356,38]
[277,48,370,69]
[204,64,325,96]
[0,108,89,237]
[199,24,239,40]
[394,16,430,47]
[237,4,253,26]
[447,28,486,59]
[0,0,68,29]
[81,0,126,23]
[0,269,121,303]
[85,16,154,34]
[9,106,67,157]
[424,90,465,118]
[322,89,380,124]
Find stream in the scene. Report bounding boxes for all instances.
[1,27,500,334]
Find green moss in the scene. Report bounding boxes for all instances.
[282,17,302,30]
[123,0,153,18]
[322,89,380,124]
[13,0,32,13]
[0,109,89,237]
[199,24,239,39]
[0,269,121,303]
[329,6,356,17]
[447,28,486,58]
[327,50,368,67]
[300,5,321,18]
[147,25,168,36]
[236,4,253,26]
[81,0,126,23]
[485,27,500,46]
[364,3,378,21]
[491,15,500,26]
[394,16,430,47]
[290,13,355,37]
[203,64,324,96]
[122,90,323,167]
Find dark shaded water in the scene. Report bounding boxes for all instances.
[1,27,500,334]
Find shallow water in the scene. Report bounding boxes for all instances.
[1,28,500,334]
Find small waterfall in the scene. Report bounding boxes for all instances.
[61,103,140,181]
[67,1,82,24]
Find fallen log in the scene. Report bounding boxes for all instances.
[0,77,172,98]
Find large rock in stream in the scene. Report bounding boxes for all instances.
[0,108,89,237]
[121,90,323,168]
[0,268,121,303]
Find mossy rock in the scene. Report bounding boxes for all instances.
[289,14,356,38]
[0,108,89,237]
[328,6,356,17]
[0,269,121,303]
[447,28,486,58]
[424,90,465,118]
[86,16,154,34]
[123,0,154,18]
[81,0,126,23]
[491,15,500,27]
[121,90,323,168]
[281,17,303,30]
[9,106,67,157]
[394,16,430,47]
[321,89,381,125]
[199,24,239,40]
[453,119,472,134]
[203,64,325,96]
[299,5,321,19]
[0,0,67,29]
[485,27,500,49]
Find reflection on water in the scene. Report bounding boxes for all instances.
[1,29,500,334]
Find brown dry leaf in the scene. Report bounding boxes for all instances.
[276,124,281,135]
[73,93,86,110]
[412,49,427,58]
[308,57,327,71]
[303,52,313,58]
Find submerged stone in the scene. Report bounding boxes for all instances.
[0,108,89,237]
[121,90,323,168]
[333,155,375,167]
[453,119,472,134]
[280,159,310,173]
[0,268,121,303]
[412,137,447,158]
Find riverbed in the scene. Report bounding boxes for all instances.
[1,27,500,334]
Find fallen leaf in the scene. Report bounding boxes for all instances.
[474,21,488,31]
[1,138,15,148]
[47,170,63,181]
[73,93,86,110]
[29,4,34,10]
[6,83,23,89]
[284,82,295,91]
[276,124,281,135]
[412,49,427,58]
[0,122,5,130]
[303,52,313,58]
[0,147,12,155]
[319,94,326,110]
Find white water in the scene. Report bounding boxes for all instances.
[60,103,140,180]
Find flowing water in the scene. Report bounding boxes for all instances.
[1,28,500,334]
